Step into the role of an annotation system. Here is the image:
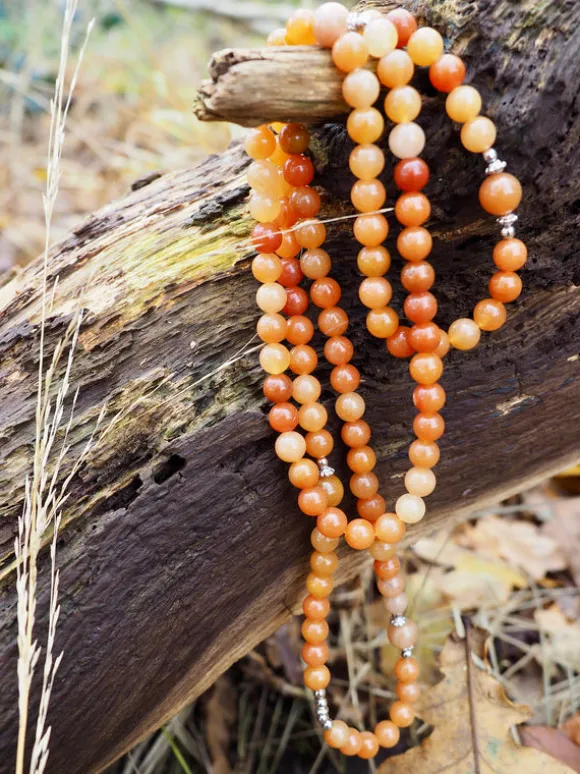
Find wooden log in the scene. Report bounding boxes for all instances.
[1,0,580,771]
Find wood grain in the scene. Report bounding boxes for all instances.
[1,0,579,772]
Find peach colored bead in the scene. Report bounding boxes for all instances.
[248,160,283,194]
[275,430,306,462]
[256,282,287,314]
[395,493,426,523]
[461,116,497,153]
[357,494,386,522]
[336,391,366,421]
[390,701,414,728]
[257,313,287,343]
[358,731,380,760]
[359,277,392,309]
[388,619,418,649]
[341,728,362,756]
[252,253,282,283]
[331,364,361,393]
[300,248,331,279]
[367,307,399,338]
[370,541,396,561]
[378,49,414,88]
[342,69,380,109]
[303,664,330,690]
[375,512,406,543]
[289,459,319,489]
[397,227,433,262]
[286,9,316,45]
[385,591,408,615]
[324,335,354,365]
[292,374,321,405]
[409,439,440,468]
[277,231,301,259]
[480,173,523,215]
[363,17,398,57]
[320,475,344,507]
[448,318,481,350]
[395,655,419,682]
[413,383,446,413]
[413,412,445,442]
[407,27,443,67]
[260,343,291,375]
[244,125,276,160]
[295,219,326,249]
[302,593,330,620]
[347,445,376,474]
[386,7,417,46]
[301,618,329,644]
[429,53,466,93]
[267,28,287,46]
[306,572,334,598]
[324,720,350,749]
[435,330,450,358]
[349,144,385,180]
[409,352,443,385]
[299,486,329,517]
[317,507,348,538]
[347,107,384,144]
[396,192,431,227]
[290,345,318,375]
[306,429,334,458]
[377,574,405,598]
[374,555,400,580]
[332,32,368,73]
[358,245,391,275]
[250,191,281,223]
[493,238,528,271]
[345,518,375,550]
[375,720,400,748]
[489,271,523,302]
[311,527,339,553]
[298,402,328,432]
[397,681,421,703]
[405,466,436,497]
[302,641,329,666]
[474,298,507,331]
[385,86,422,124]
[354,214,389,247]
[313,2,349,48]
[351,178,386,213]
[350,471,379,499]
[446,85,482,123]
[401,261,435,292]
[389,122,425,159]
[341,419,371,448]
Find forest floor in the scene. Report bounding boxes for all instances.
[2,1,580,772]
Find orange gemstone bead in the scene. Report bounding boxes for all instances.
[347,107,384,144]
[331,364,361,393]
[480,172,522,216]
[324,720,350,749]
[378,50,414,89]
[279,123,310,154]
[351,178,386,213]
[413,383,446,413]
[414,412,445,442]
[336,391,366,421]
[394,655,420,682]
[429,54,466,93]
[446,85,482,123]
[375,719,400,748]
[332,32,368,73]
[474,298,507,331]
[300,248,331,279]
[398,227,433,262]
[284,287,309,316]
[341,419,371,448]
[493,238,528,271]
[358,245,391,276]
[286,315,313,345]
[407,27,443,67]
[291,186,320,218]
[345,518,375,550]
[290,344,318,375]
[302,641,329,666]
[396,192,431,227]
[404,291,438,323]
[367,307,399,338]
[263,374,293,403]
[347,445,376,473]
[311,527,339,553]
[286,9,317,45]
[375,512,406,544]
[321,475,344,507]
[394,157,430,192]
[341,728,362,756]
[301,618,329,644]
[295,219,326,249]
[409,439,440,468]
[317,507,348,539]
[299,402,328,432]
[358,731,380,759]
[257,313,287,344]
[269,402,298,432]
[306,572,334,598]
[252,253,282,283]
[289,458,319,489]
[387,326,415,358]
[386,8,417,47]
[313,2,349,48]
[374,556,401,580]
[353,214,389,246]
[303,664,331,690]
[461,116,497,153]
[408,322,441,352]
[299,486,329,517]
[349,144,385,180]
[244,125,276,160]
[302,594,330,620]
[350,471,379,499]
[385,86,422,124]
[357,494,386,521]
[324,335,354,365]
[306,429,334,458]
[342,69,380,109]
[401,261,435,292]
[409,352,443,385]
[448,318,481,350]
[489,271,523,302]
[359,277,392,309]
[311,277,341,308]
[390,701,415,728]
[396,681,421,703]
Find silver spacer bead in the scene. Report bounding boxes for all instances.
[314,689,326,699]
[390,615,407,628]
[501,225,516,239]
[323,718,333,730]
[498,213,518,226]
[317,458,335,478]
[402,647,414,658]
[483,148,498,163]
[486,158,507,175]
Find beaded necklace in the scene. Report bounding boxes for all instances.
[244,2,525,759]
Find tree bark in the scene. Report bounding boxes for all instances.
[1,0,579,772]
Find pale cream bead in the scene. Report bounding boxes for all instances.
[363,17,398,58]
[293,374,322,404]
[313,2,349,48]
[256,282,287,314]
[395,493,425,524]
[342,69,380,109]
[461,116,497,153]
[370,540,396,561]
[275,431,307,462]
[404,467,436,497]
[249,192,281,223]
[448,318,481,350]
[388,122,425,159]
[247,160,283,194]
[384,592,408,615]
[260,343,291,375]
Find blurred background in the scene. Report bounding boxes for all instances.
[2,1,580,773]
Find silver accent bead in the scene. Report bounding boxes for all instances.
[314,689,326,699]
[483,148,498,163]
[317,458,335,478]
[390,615,407,627]
[323,718,333,730]
[486,158,507,175]
[402,647,414,658]
[498,213,518,226]
[501,225,516,239]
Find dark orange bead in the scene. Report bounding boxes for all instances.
[263,374,293,403]
[394,656,419,682]
[473,298,507,331]
[252,222,282,253]
[350,471,379,499]
[408,439,440,468]
[319,307,349,336]
[493,238,528,272]
[341,420,371,448]
[395,192,431,227]
[331,364,361,393]
[311,277,342,308]
[302,641,329,666]
[283,286,309,316]
[358,731,380,759]
[479,173,522,216]
[374,556,401,580]
[396,680,421,703]
[299,486,329,516]
[429,54,466,93]
[317,507,348,538]
[386,8,417,47]
[290,344,318,374]
[394,157,429,192]
[302,594,330,620]
[401,261,435,292]
[279,123,310,154]
[357,494,386,521]
[286,315,314,345]
[404,292,438,323]
[413,412,445,441]
[408,322,441,352]
[276,197,299,229]
[290,186,321,218]
[278,257,303,287]
[284,155,315,186]
[387,326,415,358]
[276,230,301,259]
[398,227,433,262]
[306,429,334,458]
[269,402,299,432]
[413,384,446,413]
[489,271,523,302]
[324,335,354,365]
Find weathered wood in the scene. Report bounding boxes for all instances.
[1,0,580,772]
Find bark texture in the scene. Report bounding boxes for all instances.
[1,1,579,772]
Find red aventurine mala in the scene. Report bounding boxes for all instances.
[244,2,525,760]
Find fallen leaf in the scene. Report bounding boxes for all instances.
[520,726,580,773]
[378,626,575,774]
[533,604,580,671]
[459,514,567,581]
[542,497,580,586]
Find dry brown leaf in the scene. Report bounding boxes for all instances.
[542,497,580,586]
[533,604,580,670]
[459,514,567,581]
[379,626,574,774]
[520,726,580,773]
